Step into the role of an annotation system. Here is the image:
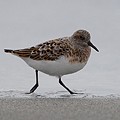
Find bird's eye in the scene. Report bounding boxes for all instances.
[80,36,85,40]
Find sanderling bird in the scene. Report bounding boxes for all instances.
[4,30,99,94]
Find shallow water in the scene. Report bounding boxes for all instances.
[0,0,120,98]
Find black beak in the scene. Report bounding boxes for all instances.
[88,41,99,52]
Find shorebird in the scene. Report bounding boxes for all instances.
[4,30,99,94]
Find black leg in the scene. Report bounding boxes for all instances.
[27,70,39,94]
[59,77,77,94]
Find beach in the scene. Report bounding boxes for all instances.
[0,97,120,120]
[0,0,120,120]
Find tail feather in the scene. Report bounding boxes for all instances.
[4,49,13,53]
[4,48,31,57]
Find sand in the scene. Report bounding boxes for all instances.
[0,98,120,120]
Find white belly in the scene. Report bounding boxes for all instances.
[22,56,87,77]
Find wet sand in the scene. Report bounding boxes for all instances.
[0,98,120,120]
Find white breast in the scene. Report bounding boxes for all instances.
[22,56,87,77]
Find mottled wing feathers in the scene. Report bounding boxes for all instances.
[10,38,72,61]
[30,39,70,60]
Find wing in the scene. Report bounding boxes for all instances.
[30,39,69,61]
[8,38,72,61]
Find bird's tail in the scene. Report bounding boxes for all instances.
[4,49,13,53]
[4,48,32,57]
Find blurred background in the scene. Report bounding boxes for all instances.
[0,0,120,97]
